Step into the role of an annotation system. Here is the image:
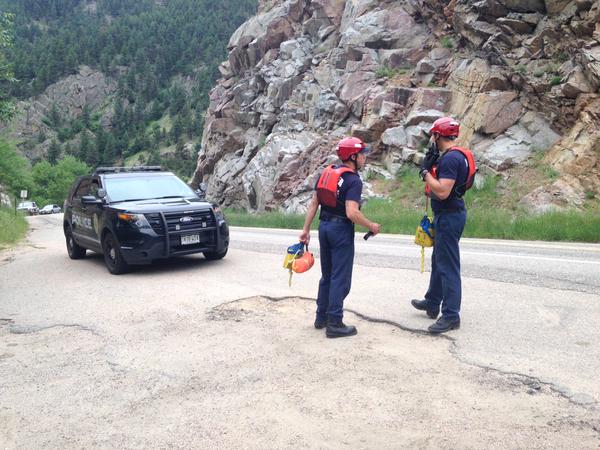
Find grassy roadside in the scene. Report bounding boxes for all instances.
[224,168,600,243]
[0,207,28,249]
[224,206,600,242]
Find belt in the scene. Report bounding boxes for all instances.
[320,214,352,224]
[434,207,466,214]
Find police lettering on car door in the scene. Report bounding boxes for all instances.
[72,212,93,230]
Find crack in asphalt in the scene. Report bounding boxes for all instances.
[3,320,135,378]
[226,295,600,419]
[447,346,599,409]
[0,255,16,266]
[9,323,102,338]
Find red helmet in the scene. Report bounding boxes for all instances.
[337,137,367,161]
[430,117,460,138]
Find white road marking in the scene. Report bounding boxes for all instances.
[230,228,600,266]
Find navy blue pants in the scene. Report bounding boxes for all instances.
[316,220,355,324]
[425,210,467,321]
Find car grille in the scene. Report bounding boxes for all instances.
[164,209,216,232]
[145,210,216,234]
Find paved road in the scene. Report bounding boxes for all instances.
[230,226,600,405]
[232,226,600,294]
[1,215,599,447]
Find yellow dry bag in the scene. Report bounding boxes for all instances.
[415,215,434,272]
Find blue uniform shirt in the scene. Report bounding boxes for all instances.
[431,150,469,212]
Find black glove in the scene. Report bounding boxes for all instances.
[420,147,439,180]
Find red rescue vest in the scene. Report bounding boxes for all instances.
[425,147,477,198]
[316,165,355,207]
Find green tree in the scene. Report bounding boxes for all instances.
[0,12,16,120]
[65,47,77,73]
[37,130,47,143]
[81,104,91,129]
[0,139,32,196]
[31,156,89,205]
[46,103,62,128]
[47,139,61,164]
[147,146,160,165]
[103,133,116,165]
[170,114,184,141]
[79,131,90,162]
[169,83,186,115]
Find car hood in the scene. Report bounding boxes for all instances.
[108,197,214,213]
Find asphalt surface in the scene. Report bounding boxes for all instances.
[1,214,599,448]
[232,227,600,294]
[231,226,600,405]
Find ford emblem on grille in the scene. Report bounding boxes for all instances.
[180,216,194,223]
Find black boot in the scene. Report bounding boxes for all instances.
[326,322,357,338]
[314,317,327,329]
[428,317,460,334]
[410,299,440,319]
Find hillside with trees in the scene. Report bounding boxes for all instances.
[0,0,257,199]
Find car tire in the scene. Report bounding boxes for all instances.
[203,247,228,260]
[65,226,86,259]
[102,232,130,275]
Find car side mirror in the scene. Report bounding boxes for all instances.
[195,182,207,199]
[82,195,102,205]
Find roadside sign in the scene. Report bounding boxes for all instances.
[20,190,27,199]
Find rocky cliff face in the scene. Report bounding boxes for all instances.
[192,0,599,213]
[0,66,116,161]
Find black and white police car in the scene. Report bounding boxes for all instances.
[63,166,229,274]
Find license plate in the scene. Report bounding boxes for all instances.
[181,234,200,245]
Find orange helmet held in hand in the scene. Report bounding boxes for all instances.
[292,250,315,273]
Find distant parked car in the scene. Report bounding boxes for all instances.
[17,201,39,215]
[40,204,62,214]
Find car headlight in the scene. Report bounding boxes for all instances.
[213,205,225,222]
[118,213,151,229]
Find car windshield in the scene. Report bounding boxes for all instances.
[18,202,35,208]
[104,174,197,203]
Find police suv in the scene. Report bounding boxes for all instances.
[63,166,229,274]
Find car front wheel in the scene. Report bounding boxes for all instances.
[102,232,130,275]
[65,226,86,259]
[203,247,228,260]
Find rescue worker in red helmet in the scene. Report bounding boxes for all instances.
[299,137,381,338]
[412,117,469,333]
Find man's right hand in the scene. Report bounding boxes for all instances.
[368,222,381,236]
[299,230,310,244]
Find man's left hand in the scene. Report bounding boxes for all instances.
[421,149,439,173]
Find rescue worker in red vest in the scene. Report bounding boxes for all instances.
[412,117,469,333]
[299,137,381,338]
